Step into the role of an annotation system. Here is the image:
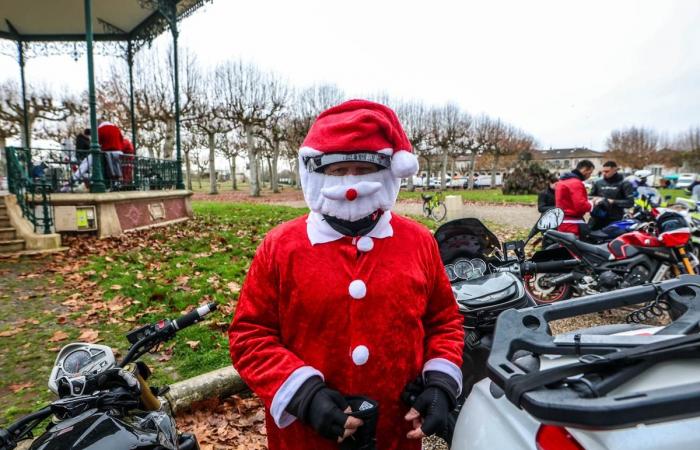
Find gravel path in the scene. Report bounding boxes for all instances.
[267,200,540,229]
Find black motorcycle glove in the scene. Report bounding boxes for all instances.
[286,376,350,440]
[409,371,459,436]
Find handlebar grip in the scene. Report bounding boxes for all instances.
[173,302,217,330]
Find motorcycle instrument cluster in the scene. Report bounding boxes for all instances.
[48,343,116,395]
[446,258,489,282]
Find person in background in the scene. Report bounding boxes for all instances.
[588,161,635,230]
[537,173,558,213]
[75,128,91,162]
[555,160,594,237]
[122,138,135,185]
[98,121,125,184]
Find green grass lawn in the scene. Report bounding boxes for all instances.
[399,188,537,205]
[0,201,527,426]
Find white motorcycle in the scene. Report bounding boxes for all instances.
[452,275,700,450]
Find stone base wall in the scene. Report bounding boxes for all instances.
[50,190,193,238]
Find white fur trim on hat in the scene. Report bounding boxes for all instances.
[391,150,419,178]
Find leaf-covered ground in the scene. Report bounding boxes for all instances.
[0,200,529,450]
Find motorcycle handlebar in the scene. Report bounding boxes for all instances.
[172,302,218,331]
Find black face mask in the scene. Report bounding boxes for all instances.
[323,210,384,237]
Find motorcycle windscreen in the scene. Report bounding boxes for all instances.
[434,218,501,264]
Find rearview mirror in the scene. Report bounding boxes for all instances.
[537,208,564,231]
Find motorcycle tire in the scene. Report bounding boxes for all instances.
[524,273,573,304]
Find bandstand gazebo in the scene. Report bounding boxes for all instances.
[0,0,209,252]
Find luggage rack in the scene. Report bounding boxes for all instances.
[487,275,700,429]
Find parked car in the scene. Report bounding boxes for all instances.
[677,173,698,190]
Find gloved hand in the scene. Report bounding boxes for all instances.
[286,376,363,441]
[404,371,459,439]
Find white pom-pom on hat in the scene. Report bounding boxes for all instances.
[391,150,419,178]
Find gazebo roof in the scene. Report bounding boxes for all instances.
[0,0,208,44]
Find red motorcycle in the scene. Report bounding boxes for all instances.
[525,211,698,303]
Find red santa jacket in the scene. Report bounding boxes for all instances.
[555,170,592,235]
[229,212,464,450]
[97,122,124,152]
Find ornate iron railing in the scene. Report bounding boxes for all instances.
[5,147,53,234]
[5,147,180,233]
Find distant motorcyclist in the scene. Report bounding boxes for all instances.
[555,160,594,237]
[588,161,635,230]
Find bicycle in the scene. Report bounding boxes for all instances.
[421,191,447,221]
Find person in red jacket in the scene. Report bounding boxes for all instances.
[229,100,464,450]
[122,138,135,185]
[555,159,595,236]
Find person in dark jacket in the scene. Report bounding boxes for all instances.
[588,161,635,230]
[555,160,594,237]
[537,174,558,213]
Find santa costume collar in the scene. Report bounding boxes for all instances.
[306,211,394,245]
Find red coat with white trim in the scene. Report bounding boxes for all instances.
[555,171,592,235]
[229,213,464,450]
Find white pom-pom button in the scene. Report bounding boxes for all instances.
[352,345,369,366]
[348,280,367,299]
[357,236,374,252]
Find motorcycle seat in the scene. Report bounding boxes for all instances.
[546,230,611,259]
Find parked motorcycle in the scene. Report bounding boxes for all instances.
[428,212,570,444]
[525,210,698,303]
[0,302,217,450]
[452,275,700,450]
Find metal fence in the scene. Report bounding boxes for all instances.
[4,146,181,234]
[6,147,179,194]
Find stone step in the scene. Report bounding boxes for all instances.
[0,218,9,228]
[0,228,16,240]
[0,239,25,253]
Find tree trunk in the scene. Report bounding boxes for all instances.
[491,150,500,188]
[185,151,193,191]
[208,132,218,195]
[440,146,449,190]
[198,168,202,189]
[163,119,175,160]
[292,158,300,189]
[425,159,432,190]
[230,156,237,190]
[271,141,280,193]
[468,151,477,190]
[246,126,260,197]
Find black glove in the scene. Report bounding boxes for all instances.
[286,376,350,440]
[407,371,459,437]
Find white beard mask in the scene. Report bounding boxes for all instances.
[300,165,401,222]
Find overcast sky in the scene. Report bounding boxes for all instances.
[3,0,699,151]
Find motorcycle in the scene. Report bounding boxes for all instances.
[429,211,570,444]
[525,210,698,303]
[452,275,700,450]
[0,302,217,450]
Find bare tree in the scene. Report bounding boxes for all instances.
[606,126,659,169]
[0,80,80,148]
[255,74,289,193]
[428,103,466,190]
[396,100,430,191]
[215,61,286,197]
[672,126,700,171]
[217,131,245,190]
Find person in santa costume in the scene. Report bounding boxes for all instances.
[229,99,464,450]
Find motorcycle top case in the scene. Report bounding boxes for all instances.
[452,272,529,331]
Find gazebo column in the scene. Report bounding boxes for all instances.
[171,24,184,189]
[83,0,106,193]
[17,41,30,149]
[127,40,137,150]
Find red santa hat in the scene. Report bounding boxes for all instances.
[299,99,419,178]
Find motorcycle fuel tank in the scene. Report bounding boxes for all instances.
[30,409,178,450]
